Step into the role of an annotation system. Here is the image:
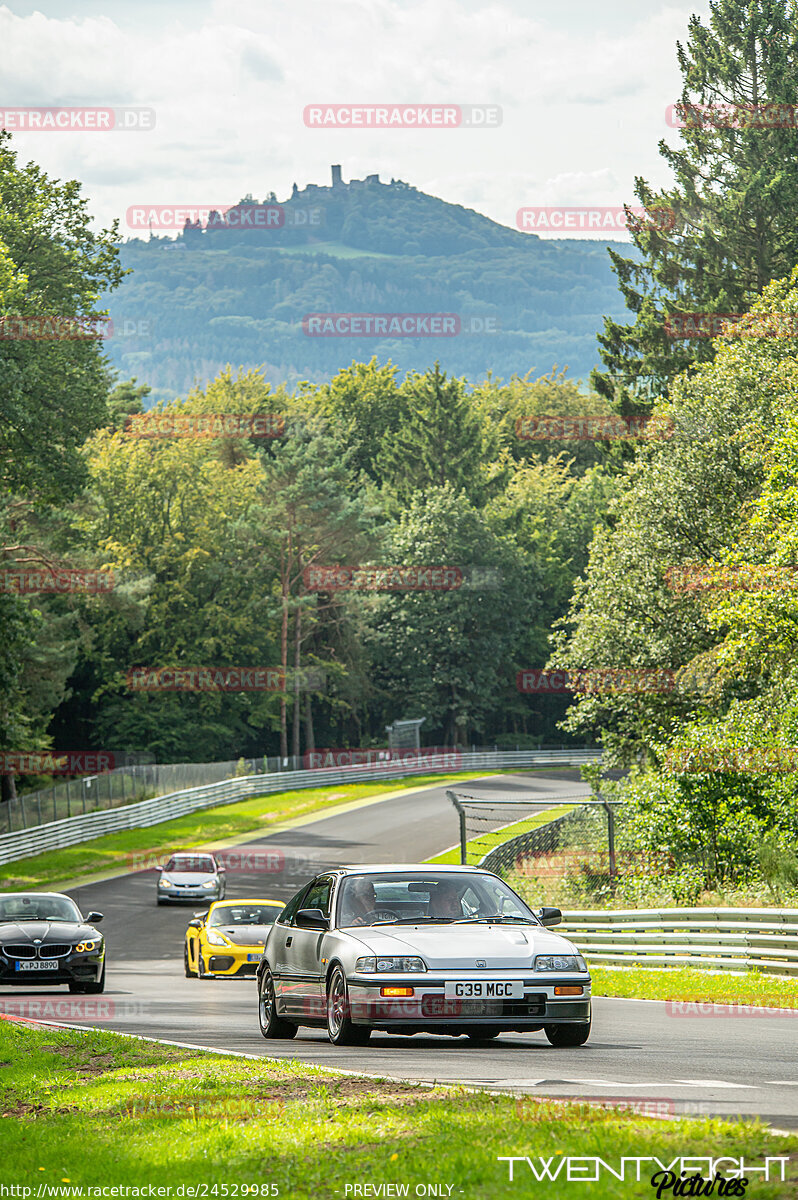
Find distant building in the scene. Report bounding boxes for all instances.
[331,164,342,187]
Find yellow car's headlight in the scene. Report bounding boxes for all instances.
[205,930,229,946]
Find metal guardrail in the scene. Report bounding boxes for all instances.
[561,908,798,977]
[0,749,600,869]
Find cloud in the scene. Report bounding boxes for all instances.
[0,0,711,238]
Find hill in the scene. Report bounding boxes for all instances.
[104,167,634,398]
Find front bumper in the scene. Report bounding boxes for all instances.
[158,885,221,902]
[346,973,591,1031]
[202,944,264,977]
[0,950,104,987]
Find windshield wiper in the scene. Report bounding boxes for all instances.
[376,917,456,925]
[452,916,537,925]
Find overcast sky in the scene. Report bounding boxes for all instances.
[1,0,711,240]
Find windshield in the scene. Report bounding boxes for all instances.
[0,895,82,923]
[208,904,282,927]
[165,856,215,873]
[336,872,537,928]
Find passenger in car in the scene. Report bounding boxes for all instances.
[428,879,464,919]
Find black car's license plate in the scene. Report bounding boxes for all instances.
[14,960,59,971]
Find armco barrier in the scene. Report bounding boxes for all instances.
[561,908,798,977]
[0,749,600,869]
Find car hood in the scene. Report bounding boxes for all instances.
[210,925,273,946]
[0,921,96,943]
[348,923,580,968]
[162,872,216,884]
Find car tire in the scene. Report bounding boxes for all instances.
[466,1028,501,1041]
[258,967,297,1039]
[197,953,213,979]
[326,964,370,1046]
[184,944,195,978]
[544,1019,591,1047]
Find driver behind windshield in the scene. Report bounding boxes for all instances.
[339,878,377,926]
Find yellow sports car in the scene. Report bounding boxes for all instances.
[184,898,285,979]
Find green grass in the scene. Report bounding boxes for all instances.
[0,771,494,891]
[1,1022,795,1197]
[591,965,798,1008]
[426,805,575,865]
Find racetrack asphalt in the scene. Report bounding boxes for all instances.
[3,770,796,1127]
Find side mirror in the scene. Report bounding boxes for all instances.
[187,919,203,929]
[537,906,562,927]
[193,910,209,919]
[295,907,329,930]
[86,912,104,923]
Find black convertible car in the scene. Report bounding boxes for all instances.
[0,892,105,993]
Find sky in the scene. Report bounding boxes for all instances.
[0,0,712,240]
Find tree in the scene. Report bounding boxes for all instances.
[593,0,798,409]
[552,273,798,761]
[257,412,379,757]
[377,364,503,505]
[0,130,124,502]
[366,486,537,744]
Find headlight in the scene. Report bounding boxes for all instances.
[206,930,228,946]
[354,956,426,973]
[534,954,588,972]
[75,939,101,953]
[159,877,172,888]
[202,880,217,889]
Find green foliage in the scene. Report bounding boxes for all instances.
[594,0,798,406]
[0,130,124,503]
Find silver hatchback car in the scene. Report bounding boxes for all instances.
[156,853,226,905]
[256,864,591,1046]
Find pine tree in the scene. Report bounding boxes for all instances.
[594,0,798,410]
[377,363,497,504]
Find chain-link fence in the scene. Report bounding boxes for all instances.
[0,759,253,834]
[446,789,625,907]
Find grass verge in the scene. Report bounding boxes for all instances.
[0,772,501,892]
[591,965,798,1009]
[1,1021,795,1197]
[426,805,575,866]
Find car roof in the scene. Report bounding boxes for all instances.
[208,898,284,906]
[334,865,489,875]
[0,891,73,899]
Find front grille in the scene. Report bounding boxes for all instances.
[421,993,547,1019]
[3,944,35,959]
[39,944,72,959]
